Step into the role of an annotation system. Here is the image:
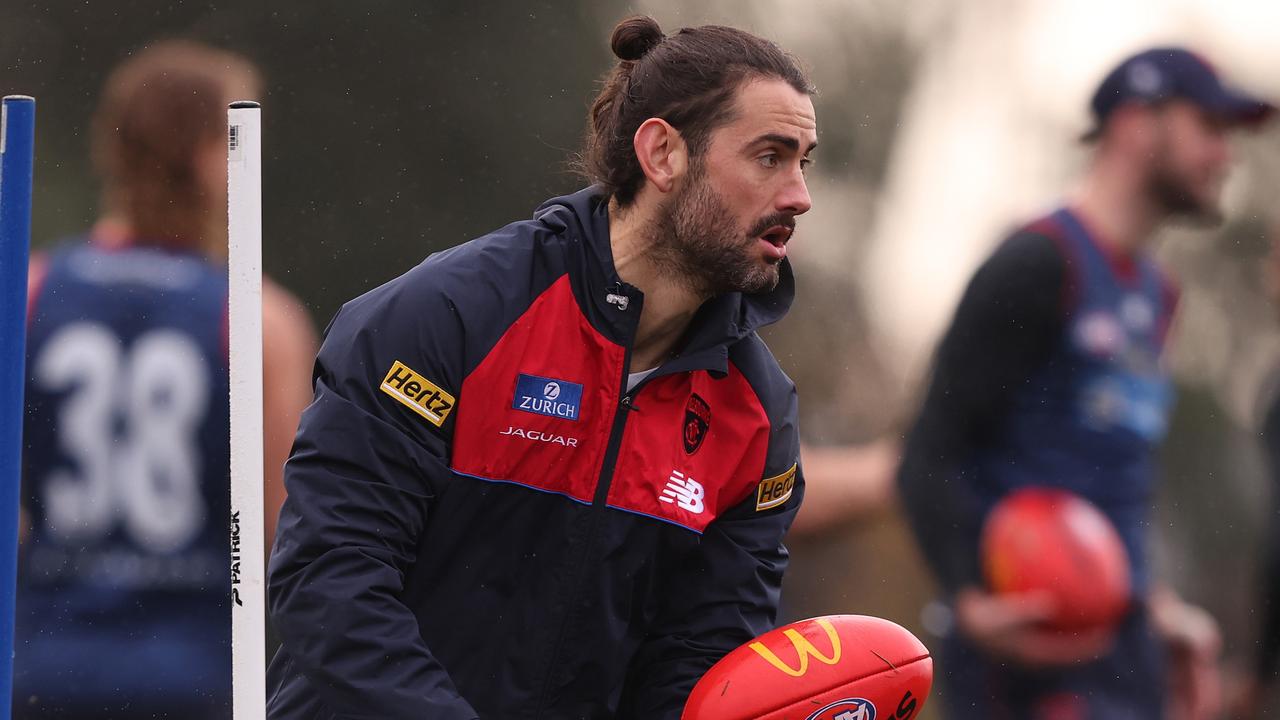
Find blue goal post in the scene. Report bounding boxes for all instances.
[0,94,36,719]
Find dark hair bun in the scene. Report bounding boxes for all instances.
[611,16,664,61]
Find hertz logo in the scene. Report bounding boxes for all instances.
[756,463,797,511]
[380,361,456,427]
[750,617,842,677]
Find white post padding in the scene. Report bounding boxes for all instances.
[228,100,266,720]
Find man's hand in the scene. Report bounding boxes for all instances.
[1151,587,1222,720]
[954,587,1115,667]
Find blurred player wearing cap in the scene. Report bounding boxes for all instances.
[14,41,317,718]
[898,47,1273,719]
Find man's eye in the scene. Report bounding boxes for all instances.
[758,154,779,168]
[800,157,814,172]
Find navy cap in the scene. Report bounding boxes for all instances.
[1085,47,1273,139]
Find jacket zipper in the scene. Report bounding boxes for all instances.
[535,283,639,716]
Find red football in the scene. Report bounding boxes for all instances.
[682,615,932,720]
[981,487,1131,631]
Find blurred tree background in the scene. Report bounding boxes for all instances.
[3,0,624,311]
[6,0,1280,715]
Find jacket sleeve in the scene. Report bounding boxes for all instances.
[896,230,1066,595]
[616,390,804,718]
[267,277,480,720]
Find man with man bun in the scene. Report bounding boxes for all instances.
[267,15,817,719]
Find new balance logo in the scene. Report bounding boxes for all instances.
[658,470,705,514]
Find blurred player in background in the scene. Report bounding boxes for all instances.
[267,15,814,719]
[898,47,1273,719]
[14,41,316,718]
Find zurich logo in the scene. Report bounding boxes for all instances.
[807,698,876,720]
[513,373,583,421]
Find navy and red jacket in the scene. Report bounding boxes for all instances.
[266,186,805,719]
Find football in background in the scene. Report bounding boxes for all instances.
[981,486,1131,631]
[682,614,932,720]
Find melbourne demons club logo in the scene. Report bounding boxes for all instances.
[683,393,711,454]
[806,699,877,720]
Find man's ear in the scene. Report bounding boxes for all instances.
[633,118,688,194]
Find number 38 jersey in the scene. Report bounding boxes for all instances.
[17,240,231,707]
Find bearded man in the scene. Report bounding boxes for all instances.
[898,47,1273,719]
[266,15,816,719]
